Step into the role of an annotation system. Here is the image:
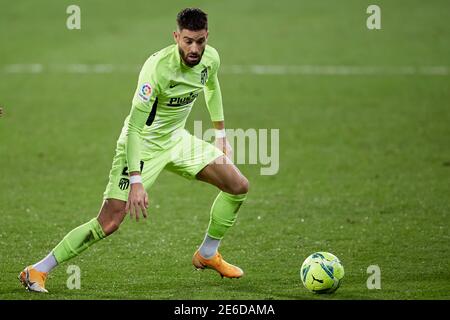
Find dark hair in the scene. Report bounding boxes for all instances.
[176,8,208,31]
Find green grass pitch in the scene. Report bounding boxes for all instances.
[0,0,449,300]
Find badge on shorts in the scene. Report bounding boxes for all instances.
[138,83,152,102]
[118,178,130,190]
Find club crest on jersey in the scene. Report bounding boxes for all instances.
[200,68,208,85]
[138,83,152,102]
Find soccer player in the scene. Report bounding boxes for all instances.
[19,8,249,293]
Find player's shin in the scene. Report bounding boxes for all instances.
[52,217,106,264]
[200,191,247,257]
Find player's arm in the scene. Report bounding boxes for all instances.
[212,120,232,158]
[204,52,232,159]
[125,102,149,221]
[125,58,160,221]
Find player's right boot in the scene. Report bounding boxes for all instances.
[192,250,244,278]
[18,266,48,293]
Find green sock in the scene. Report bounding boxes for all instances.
[52,217,106,264]
[206,192,247,240]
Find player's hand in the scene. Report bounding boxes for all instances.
[215,137,233,163]
[125,183,149,221]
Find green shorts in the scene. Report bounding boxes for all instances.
[103,129,223,202]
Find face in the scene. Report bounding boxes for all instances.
[173,28,208,67]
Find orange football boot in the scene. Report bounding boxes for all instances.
[18,266,48,293]
[192,250,244,278]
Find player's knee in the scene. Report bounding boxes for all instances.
[240,177,250,194]
[98,200,126,236]
[227,176,249,195]
[101,217,123,236]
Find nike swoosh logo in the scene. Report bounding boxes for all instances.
[169,83,179,88]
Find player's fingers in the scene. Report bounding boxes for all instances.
[138,196,147,218]
[140,202,148,219]
[144,193,149,209]
[131,202,136,220]
[225,142,232,155]
[126,201,133,219]
[227,150,233,162]
[130,202,135,221]
[215,140,224,153]
[134,201,140,222]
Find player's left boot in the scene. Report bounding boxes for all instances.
[18,266,48,293]
[192,250,244,278]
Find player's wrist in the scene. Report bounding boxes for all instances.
[215,128,226,139]
[129,175,142,185]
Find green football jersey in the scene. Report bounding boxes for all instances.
[117,44,224,173]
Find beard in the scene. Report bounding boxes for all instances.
[179,47,204,67]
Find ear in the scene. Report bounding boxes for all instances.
[173,31,179,43]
